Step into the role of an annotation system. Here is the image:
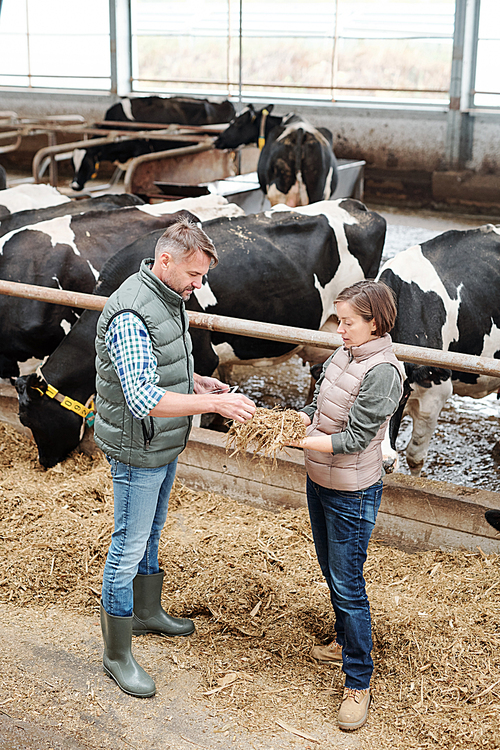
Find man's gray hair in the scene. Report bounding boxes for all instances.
[155,217,218,268]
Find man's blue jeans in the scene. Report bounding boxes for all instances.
[306,475,383,690]
[102,457,178,617]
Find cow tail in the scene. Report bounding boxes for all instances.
[388,377,412,449]
[294,128,305,177]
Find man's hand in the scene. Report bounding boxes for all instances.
[150,377,255,421]
[193,374,229,394]
[193,372,255,422]
[213,393,256,423]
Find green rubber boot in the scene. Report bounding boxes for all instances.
[132,570,195,637]
[100,603,156,697]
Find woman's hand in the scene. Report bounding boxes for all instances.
[283,420,334,454]
[286,438,306,448]
[301,434,334,453]
[282,411,311,448]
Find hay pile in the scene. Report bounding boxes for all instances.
[0,425,112,609]
[226,406,306,462]
[1,422,500,749]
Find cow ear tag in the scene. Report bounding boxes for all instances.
[92,161,100,179]
[258,109,269,151]
[28,372,46,397]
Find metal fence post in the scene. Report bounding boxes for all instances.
[445,0,481,170]
[109,0,132,97]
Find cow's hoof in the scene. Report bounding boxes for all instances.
[407,457,424,476]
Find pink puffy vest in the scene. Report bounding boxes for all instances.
[304,334,404,491]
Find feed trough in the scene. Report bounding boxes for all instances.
[154,158,366,212]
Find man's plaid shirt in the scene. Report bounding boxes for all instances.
[105,311,165,420]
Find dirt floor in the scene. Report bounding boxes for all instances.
[1,422,500,750]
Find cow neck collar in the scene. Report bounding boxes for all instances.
[345,333,393,363]
[139,258,184,311]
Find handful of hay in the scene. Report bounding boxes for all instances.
[226,406,306,462]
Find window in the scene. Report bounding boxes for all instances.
[0,0,111,90]
[0,0,492,110]
[474,0,500,108]
[131,0,232,96]
[131,0,456,105]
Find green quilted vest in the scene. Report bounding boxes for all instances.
[94,258,193,467]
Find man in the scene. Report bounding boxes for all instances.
[94,218,255,698]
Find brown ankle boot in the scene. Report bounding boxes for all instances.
[310,641,343,663]
[338,687,371,731]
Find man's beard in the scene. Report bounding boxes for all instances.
[166,281,193,299]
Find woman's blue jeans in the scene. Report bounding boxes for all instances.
[306,475,383,690]
[101,457,178,617]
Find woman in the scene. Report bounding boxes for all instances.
[289,280,404,731]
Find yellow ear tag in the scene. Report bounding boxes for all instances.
[92,161,100,179]
[258,109,269,150]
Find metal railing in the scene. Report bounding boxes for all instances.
[1,279,500,380]
[29,126,215,186]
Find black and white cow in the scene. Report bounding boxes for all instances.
[17,198,386,468]
[379,224,500,475]
[105,95,235,126]
[71,95,236,192]
[214,104,338,207]
[485,510,500,531]
[0,165,6,191]
[0,203,200,380]
[0,184,71,221]
[0,193,143,237]
[70,137,187,192]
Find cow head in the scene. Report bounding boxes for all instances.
[16,372,83,469]
[485,510,500,532]
[0,354,19,381]
[214,104,274,149]
[404,364,451,388]
[71,147,99,191]
[217,100,237,124]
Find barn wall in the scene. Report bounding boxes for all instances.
[288,103,500,214]
[468,115,500,173]
[0,92,116,175]
[1,91,111,122]
[288,103,448,171]
[1,90,499,214]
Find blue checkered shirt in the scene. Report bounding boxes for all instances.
[105,311,165,420]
